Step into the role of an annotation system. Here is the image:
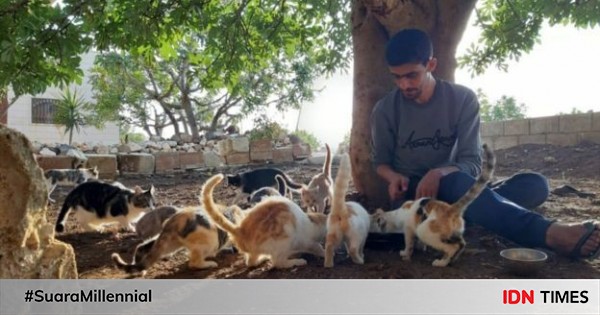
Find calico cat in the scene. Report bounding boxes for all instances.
[55,181,156,233]
[248,174,287,204]
[135,205,181,240]
[227,168,302,204]
[44,166,99,203]
[370,144,496,267]
[112,205,244,274]
[202,174,328,269]
[300,143,333,213]
[324,154,370,268]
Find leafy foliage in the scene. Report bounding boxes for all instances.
[1,0,352,106]
[247,115,288,141]
[477,89,527,122]
[291,130,321,150]
[54,89,91,145]
[460,0,600,76]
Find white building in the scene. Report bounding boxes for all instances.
[2,51,119,145]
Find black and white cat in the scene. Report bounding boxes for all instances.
[248,174,287,204]
[227,168,301,204]
[44,166,99,203]
[55,181,156,233]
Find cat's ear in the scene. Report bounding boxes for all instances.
[134,186,143,194]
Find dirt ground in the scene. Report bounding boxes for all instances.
[48,142,600,279]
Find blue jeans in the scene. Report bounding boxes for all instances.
[392,172,552,248]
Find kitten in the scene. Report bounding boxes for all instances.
[370,144,496,267]
[112,205,244,274]
[227,168,302,204]
[55,181,156,233]
[135,205,181,240]
[202,174,328,269]
[248,174,287,204]
[300,143,333,213]
[324,154,370,267]
[44,166,99,203]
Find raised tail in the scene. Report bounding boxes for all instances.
[330,154,352,217]
[274,174,287,196]
[451,143,496,214]
[323,144,332,177]
[278,171,303,190]
[200,174,239,236]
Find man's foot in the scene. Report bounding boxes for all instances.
[545,221,600,259]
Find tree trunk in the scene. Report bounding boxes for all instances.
[181,94,200,142]
[350,0,476,209]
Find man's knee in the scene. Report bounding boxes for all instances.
[438,172,477,203]
[509,172,550,208]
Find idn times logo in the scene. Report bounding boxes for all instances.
[503,290,589,304]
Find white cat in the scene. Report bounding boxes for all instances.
[324,154,370,267]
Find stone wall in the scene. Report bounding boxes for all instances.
[34,138,312,176]
[481,112,600,150]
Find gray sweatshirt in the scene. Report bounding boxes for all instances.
[370,79,482,178]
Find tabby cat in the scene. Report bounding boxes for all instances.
[300,144,333,213]
[324,154,370,267]
[370,144,495,267]
[44,166,99,203]
[202,174,328,269]
[55,181,156,233]
[112,205,244,274]
[135,205,181,240]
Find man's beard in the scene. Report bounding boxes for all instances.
[401,88,421,100]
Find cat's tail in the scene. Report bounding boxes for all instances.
[201,174,239,236]
[278,172,303,191]
[323,144,332,177]
[55,189,77,233]
[330,153,352,217]
[111,253,146,274]
[274,174,287,196]
[451,143,496,214]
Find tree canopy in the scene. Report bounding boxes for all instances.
[1,0,351,107]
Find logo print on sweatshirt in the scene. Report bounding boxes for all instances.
[401,129,456,150]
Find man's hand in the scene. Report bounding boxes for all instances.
[415,169,442,199]
[376,165,409,201]
[415,166,460,199]
[388,173,409,201]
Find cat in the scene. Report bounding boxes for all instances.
[135,205,181,240]
[112,205,244,274]
[300,143,333,213]
[226,167,302,204]
[202,174,328,269]
[44,166,99,203]
[324,154,370,267]
[370,143,496,267]
[248,174,287,204]
[55,181,156,233]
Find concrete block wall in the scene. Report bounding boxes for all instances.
[481,112,600,150]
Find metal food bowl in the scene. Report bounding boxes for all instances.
[500,248,548,276]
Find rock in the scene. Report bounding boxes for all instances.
[161,143,172,152]
[231,137,250,153]
[544,156,557,164]
[39,147,57,156]
[0,125,77,278]
[109,147,119,154]
[149,135,163,142]
[66,148,88,162]
[203,151,224,167]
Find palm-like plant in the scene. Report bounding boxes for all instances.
[54,89,90,145]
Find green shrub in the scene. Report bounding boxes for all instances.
[291,129,321,150]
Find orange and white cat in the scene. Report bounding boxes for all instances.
[202,174,328,269]
[324,154,370,268]
[300,143,333,213]
[371,143,496,267]
[112,205,244,274]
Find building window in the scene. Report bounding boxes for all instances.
[31,98,59,124]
